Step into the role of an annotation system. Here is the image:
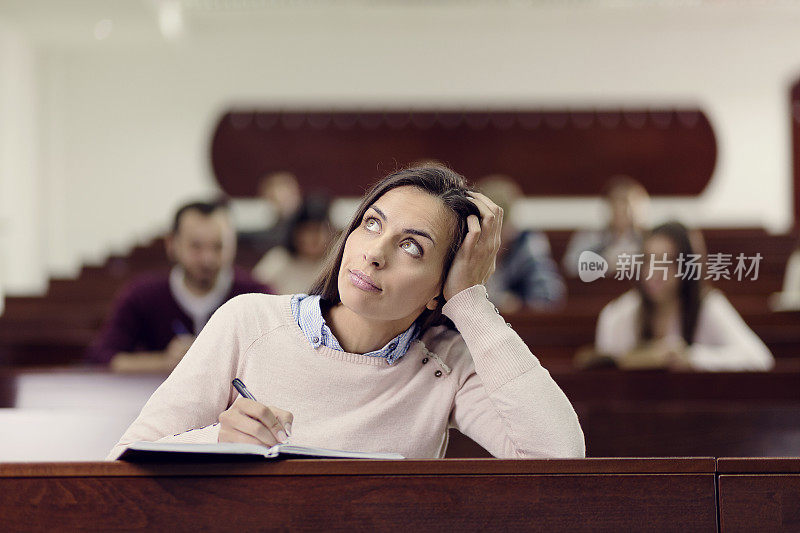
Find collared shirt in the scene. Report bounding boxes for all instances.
[290,293,418,365]
[170,266,234,334]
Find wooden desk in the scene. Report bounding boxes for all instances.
[717,458,800,533]
[0,459,717,532]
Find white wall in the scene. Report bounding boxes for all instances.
[4,3,800,294]
[0,23,45,296]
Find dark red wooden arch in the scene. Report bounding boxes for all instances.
[210,109,717,198]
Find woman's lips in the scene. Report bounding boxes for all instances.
[348,269,381,292]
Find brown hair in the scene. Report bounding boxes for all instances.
[171,198,229,235]
[308,165,480,332]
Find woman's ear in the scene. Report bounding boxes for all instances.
[426,295,441,311]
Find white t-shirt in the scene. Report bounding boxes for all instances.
[169,266,234,334]
[595,289,774,371]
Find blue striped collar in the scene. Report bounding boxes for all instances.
[290,294,418,365]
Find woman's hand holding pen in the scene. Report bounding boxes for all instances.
[218,398,294,446]
[442,191,503,301]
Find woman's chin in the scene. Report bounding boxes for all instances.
[339,286,382,313]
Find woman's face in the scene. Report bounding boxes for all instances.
[294,221,333,260]
[608,187,649,232]
[337,186,454,326]
[641,233,681,304]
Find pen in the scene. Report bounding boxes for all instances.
[232,378,257,401]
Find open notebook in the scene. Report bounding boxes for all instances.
[113,441,405,461]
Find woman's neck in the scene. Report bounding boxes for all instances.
[324,302,415,354]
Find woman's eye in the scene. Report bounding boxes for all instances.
[365,217,380,232]
[401,240,422,257]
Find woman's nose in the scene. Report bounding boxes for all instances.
[364,240,387,268]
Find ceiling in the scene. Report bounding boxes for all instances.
[0,0,796,46]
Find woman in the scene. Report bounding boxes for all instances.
[252,195,336,294]
[594,221,774,371]
[109,166,585,459]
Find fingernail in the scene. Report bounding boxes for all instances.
[285,423,292,437]
[277,430,288,443]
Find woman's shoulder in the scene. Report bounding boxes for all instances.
[698,288,738,317]
[600,289,641,317]
[416,325,473,373]
[254,246,291,275]
[216,293,294,328]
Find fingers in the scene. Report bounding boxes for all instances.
[218,425,273,446]
[464,213,481,244]
[467,191,503,249]
[219,398,292,446]
[271,406,294,437]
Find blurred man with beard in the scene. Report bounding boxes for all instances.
[87,200,270,372]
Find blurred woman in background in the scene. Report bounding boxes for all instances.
[253,196,335,294]
[590,221,774,371]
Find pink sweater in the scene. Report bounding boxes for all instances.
[109,285,585,459]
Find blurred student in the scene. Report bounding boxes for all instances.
[769,241,800,311]
[586,221,773,372]
[252,196,336,295]
[563,175,650,277]
[476,175,566,313]
[239,171,303,251]
[86,200,270,372]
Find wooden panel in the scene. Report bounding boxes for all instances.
[577,402,800,458]
[719,474,800,532]
[718,458,800,474]
[0,460,717,532]
[555,370,800,402]
[210,109,717,197]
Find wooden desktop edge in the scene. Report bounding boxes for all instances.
[0,457,716,478]
[716,457,800,474]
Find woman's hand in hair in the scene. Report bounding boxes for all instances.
[218,397,293,446]
[442,191,503,301]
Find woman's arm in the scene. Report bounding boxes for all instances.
[594,291,639,360]
[443,285,585,458]
[440,191,583,458]
[687,291,774,372]
[107,295,264,459]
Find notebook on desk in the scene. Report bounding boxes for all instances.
[114,441,405,462]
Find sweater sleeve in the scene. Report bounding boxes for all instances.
[107,295,263,459]
[442,285,585,459]
[688,291,775,372]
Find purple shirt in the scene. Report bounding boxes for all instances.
[86,268,270,364]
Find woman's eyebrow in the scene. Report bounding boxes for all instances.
[369,205,436,246]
